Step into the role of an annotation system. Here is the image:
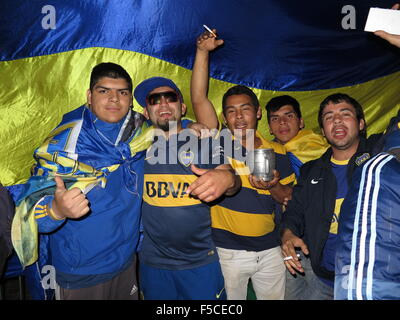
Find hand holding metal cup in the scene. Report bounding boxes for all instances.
[247,148,276,181]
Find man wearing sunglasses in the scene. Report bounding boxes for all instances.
[134,77,241,300]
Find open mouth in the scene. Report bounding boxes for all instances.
[333,127,347,139]
[159,111,172,119]
[235,122,247,130]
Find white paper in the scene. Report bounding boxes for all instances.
[364,7,400,35]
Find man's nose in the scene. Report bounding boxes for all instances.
[279,115,288,124]
[109,90,119,102]
[159,95,169,106]
[333,113,343,123]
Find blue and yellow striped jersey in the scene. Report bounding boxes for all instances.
[211,131,295,251]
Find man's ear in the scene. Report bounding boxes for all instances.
[221,113,227,125]
[181,103,187,116]
[143,107,150,120]
[359,118,365,132]
[256,107,262,120]
[86,89,92,106]
[299,118,305,129]
[321,127,326,137]
[268,124,273,135]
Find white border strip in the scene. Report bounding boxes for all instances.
[365,155,393,299]
[347,154,387,299]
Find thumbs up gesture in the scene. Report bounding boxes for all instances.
[186,164,240,202]
[51,176,90,219]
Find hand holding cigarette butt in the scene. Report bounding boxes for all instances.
[203,25,217,37]
[283,253,301,261]
[197,25,224,52]
[281,229,309,274]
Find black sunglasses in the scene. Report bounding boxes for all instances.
[146,91,179,106]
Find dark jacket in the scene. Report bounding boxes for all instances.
[0,183,15,276]
[280,137,375,280]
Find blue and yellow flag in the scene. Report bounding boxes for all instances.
[1,0,399,186]
[285,129,330,177]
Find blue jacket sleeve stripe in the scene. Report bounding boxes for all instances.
[347,154,373,300]
[348,153,393,300]
[365,154,394,300]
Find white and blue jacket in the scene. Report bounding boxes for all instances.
[335,130,400,300]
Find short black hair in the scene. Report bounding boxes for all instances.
[265,95,302,121]
[89,62,132,92]
[222,85,259,113]
[318,93,367,138]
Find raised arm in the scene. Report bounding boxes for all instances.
[190,29,224,129]
[374,3,400,48]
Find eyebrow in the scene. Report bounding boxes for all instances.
[322,107,354,117]
[94,85,130,91]
[269,111,295,117]
[273,111,295,116]
[225,103,254,109]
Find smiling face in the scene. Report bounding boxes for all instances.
[87,77,132,123]
[320,101,365,157]
[222,94,261,139]
[143,86,186,132]
[268,104,304,144]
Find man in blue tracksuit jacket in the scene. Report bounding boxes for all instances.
[335,129,400,300]
[336,24,400,300]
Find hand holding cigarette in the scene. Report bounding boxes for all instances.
[283,253,301,261]
[281,229,309,275]
[197,25,224,52]
[203,25,217,37]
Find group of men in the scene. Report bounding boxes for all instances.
[192,27,399,301]
[1,18,399,300]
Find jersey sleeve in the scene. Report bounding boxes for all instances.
[34,195,66,233]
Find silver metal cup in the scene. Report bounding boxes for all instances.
[247,148,275,181]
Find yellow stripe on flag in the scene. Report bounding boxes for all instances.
[1,47,399,185]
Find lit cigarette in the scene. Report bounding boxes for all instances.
[283,254,301,261]
[203,24,216,37]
